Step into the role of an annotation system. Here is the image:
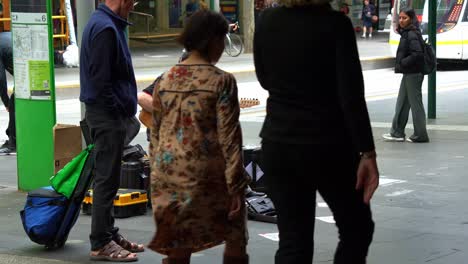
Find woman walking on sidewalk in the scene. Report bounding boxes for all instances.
[382,7,429,143]
[148,10,250,264]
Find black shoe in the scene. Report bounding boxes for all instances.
[0,145,16,155]
[406,138,429,143]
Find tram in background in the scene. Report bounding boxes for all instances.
[390,0,468,60]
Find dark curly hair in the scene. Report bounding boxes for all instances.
[177,10,229,60]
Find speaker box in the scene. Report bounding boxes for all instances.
[243,146,268,192]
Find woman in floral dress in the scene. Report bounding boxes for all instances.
[148,10,250,264]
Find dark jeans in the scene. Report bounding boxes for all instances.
[261,140,374,264]
[85,105,126,251]
[6,93,15,146]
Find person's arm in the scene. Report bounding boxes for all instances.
[216,73,250,195]
[335,15,375,153]
[400,31,424,69]
[335,15,379,203]
[253,12,268,89]
[137,92,153,112]
[138,77,159,112]
[88,28,119,111]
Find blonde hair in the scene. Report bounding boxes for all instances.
[277,0,332,7]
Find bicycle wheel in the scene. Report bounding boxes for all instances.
[224,34,243,57]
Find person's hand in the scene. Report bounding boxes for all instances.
[228,192,243,220]
[356,151,379,204]
[5,107,9,112]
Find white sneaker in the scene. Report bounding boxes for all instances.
[382,133,405,142]
[369,34,372,38]
[361,34,366,38]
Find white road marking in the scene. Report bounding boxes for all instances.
[385,190,414,197]
[259,233,279,241]
[317,202,328,208]
[379,178,407,186]
[316,216,336,224]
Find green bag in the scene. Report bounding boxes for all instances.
[50,145,94,199]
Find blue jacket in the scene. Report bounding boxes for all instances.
[79,4,137,117]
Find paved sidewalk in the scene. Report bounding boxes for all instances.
[5,32,393,91]
[1,84,468,264]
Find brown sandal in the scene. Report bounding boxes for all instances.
[90,240,138,262]
[114,234,145,253]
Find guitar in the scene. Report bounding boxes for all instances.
[139,98,260,128]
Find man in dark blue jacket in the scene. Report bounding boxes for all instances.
[80,0,143,261]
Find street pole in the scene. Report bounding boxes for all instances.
[77,0,95,147]
[428,0,436,119]
[76,0,95,46]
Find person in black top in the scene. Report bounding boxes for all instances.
[0,32,16,155]
[254,1,379,263]
[382,8,429,143]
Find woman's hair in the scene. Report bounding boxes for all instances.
[277,0,332,8]
[398,7,420,31]
[177,10,229,59]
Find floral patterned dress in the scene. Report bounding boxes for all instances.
[147,64,250,254]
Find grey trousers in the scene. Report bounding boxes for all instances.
[390,73,429,142]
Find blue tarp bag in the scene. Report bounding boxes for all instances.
[20,186,68,245]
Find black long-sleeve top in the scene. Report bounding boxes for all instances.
[254,5,375,153]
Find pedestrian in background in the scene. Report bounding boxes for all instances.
[80,0,144,261]
[361,0,375,38]
[382,7,429,143]
[340,3,350,15]
[0,32,16,155]
[185,0,199,18]
[148,10,250,264]
[254,0,379,263]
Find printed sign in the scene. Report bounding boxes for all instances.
[11,0,52,100]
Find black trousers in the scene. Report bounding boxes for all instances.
[6,93,15,146]
[261,140,374,264]
[85,105,126,250]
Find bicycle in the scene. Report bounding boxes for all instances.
[224,22,243,57]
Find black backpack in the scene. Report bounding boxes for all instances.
[420,37,436,75]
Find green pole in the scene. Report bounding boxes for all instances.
[12,0,57,191]
[428,0,437,119]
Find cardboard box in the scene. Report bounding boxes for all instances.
[54,124,82,173]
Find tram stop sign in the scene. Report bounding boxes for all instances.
[11,0,57,191]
